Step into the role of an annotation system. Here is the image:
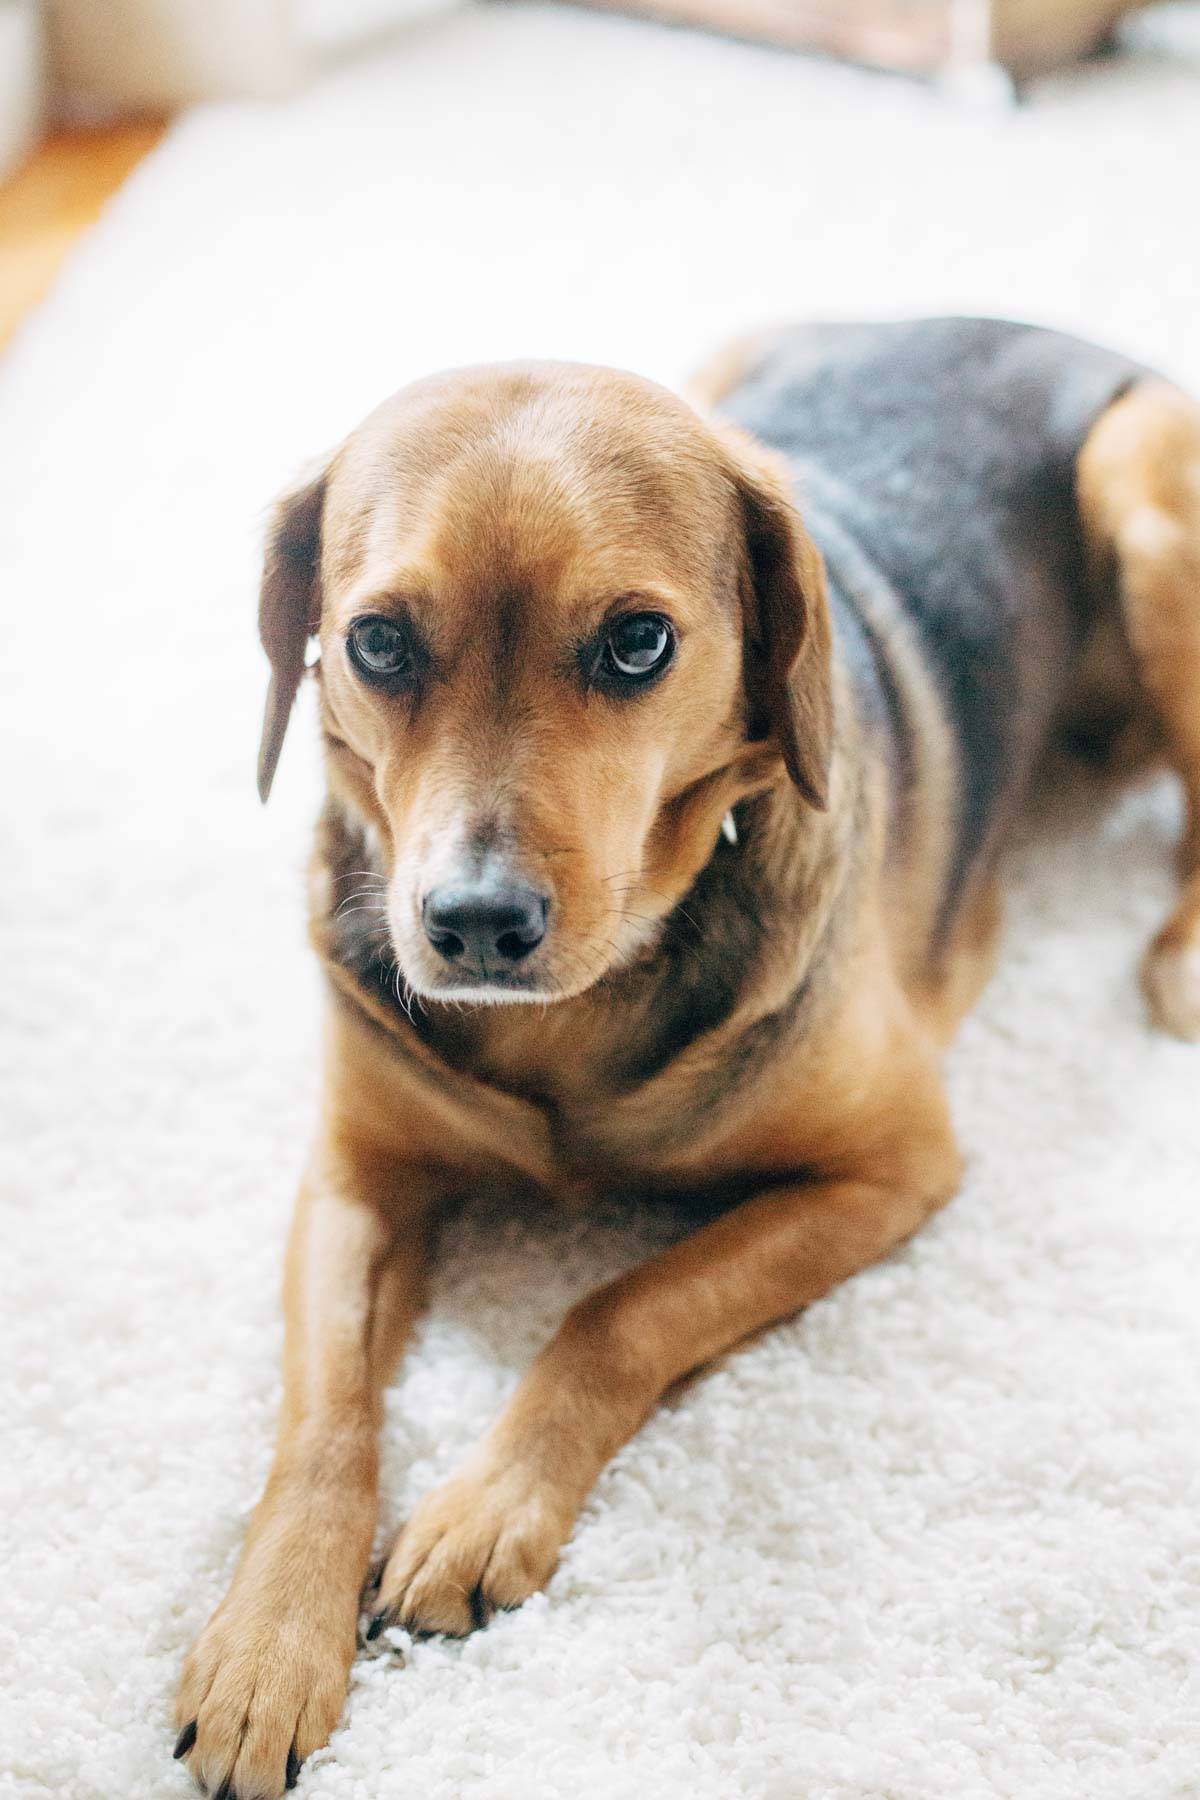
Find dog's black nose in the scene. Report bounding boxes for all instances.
[423,880,548,966]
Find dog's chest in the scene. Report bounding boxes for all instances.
[426,969,814,1197]
[437,1005,684,1184]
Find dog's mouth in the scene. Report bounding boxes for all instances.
[400,912,665,1005]
[410,965,558,1004]
[401,922,618,1005]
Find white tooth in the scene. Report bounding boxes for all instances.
[721,810,738,846]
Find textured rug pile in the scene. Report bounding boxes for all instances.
[2,6,1199,1796]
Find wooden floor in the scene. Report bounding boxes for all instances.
[0,122,166,351]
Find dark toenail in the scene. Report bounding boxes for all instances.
[365,1612,387,1641]
[173,1721,197,1760]
[212,1780,235,1800]
[469,1584,493,1631]
[286,1747,300,1789]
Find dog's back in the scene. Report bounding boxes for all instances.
[713,318,1146,936]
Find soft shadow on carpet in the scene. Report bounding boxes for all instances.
[1,7,1198,1796]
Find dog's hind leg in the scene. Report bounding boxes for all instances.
[1078,378,1200,1040]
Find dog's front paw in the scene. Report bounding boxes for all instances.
[367,1460,574,1638]
[174,1564,356,1798]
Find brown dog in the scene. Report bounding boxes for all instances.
[174,320,1200,1798]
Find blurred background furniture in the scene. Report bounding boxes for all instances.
[1,0,1164,134]
[0,0,42,180]
[568,0,1153,83]
[44,0,455,114]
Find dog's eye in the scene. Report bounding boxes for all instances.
[603,613,674,683]
[347,616,414,685]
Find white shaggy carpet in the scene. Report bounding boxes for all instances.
[3,7,1200,1797]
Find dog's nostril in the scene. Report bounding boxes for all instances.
[422,881,548,970]
[495,929,532,963]
[427,925,466,960]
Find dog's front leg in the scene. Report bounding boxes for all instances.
[174,1133,432,1799]
[369,1122,962,1640]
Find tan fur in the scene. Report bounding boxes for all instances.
[684,324,789,412]
[1077,378,1200,1040]
[176,356,1200,1797]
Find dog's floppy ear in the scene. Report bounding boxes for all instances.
[724,434,833,810]
[256,467,328,803]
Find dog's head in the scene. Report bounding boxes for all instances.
[258,362,831,1003]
